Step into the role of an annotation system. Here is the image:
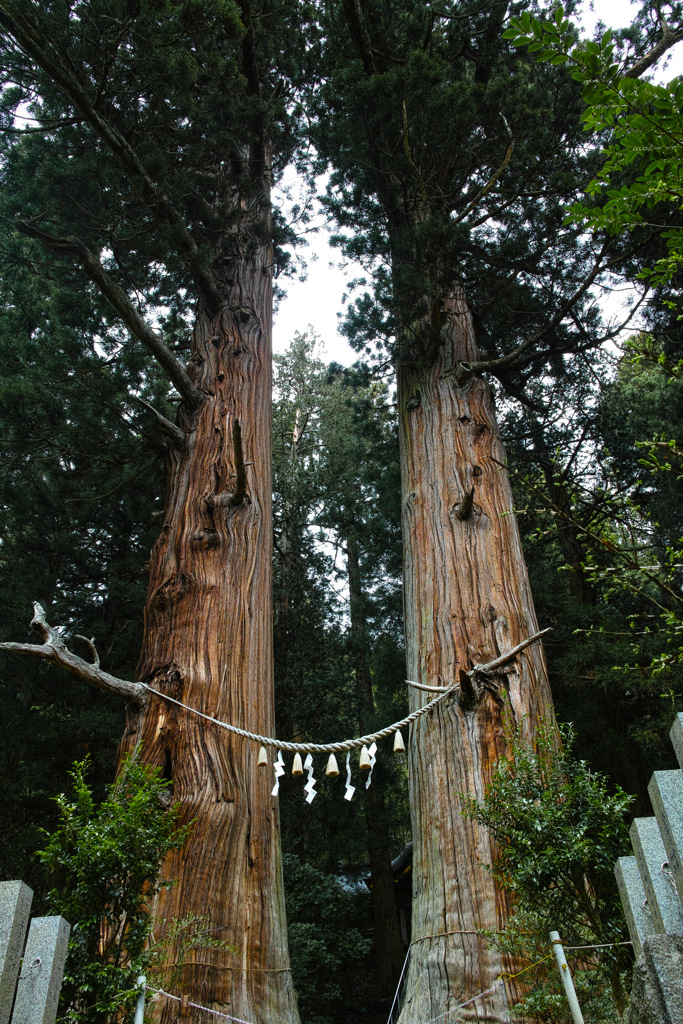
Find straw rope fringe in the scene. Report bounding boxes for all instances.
[142,629,549,755]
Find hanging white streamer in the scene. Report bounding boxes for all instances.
[344,751,355,801]
[303,753,317,803]
[365,741,377,789]
[271,750,285,796]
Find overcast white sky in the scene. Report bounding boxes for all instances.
[272,0,683,365]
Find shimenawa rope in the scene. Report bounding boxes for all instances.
[142,628,549,755]
[142,681,456,754]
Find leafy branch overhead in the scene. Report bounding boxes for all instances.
[504,5,683,286]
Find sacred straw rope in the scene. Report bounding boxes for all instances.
[142,629,548,755]
[142,681,456,753]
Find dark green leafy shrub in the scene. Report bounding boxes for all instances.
[39,755,189,1023]
[468,717,633,1022]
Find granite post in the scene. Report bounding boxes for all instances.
[0,882,33,1024]
[10,916,70,1024]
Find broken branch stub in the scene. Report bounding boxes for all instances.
[0,603,147,704]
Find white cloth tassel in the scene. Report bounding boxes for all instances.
[303,753,317,803]
[365,741,377,789]
[344,751,356,801]
[271,750,285,796]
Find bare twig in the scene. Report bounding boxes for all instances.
[73,634,100,669]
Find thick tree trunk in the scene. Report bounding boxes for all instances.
[119,234,299,1023]
[396,289,557,1024]
[347,533,406,995]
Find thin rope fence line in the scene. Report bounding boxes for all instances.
[411,929,482,944]
[142,682,457,754]
[563,940,633,950]
[148,986,255,1023]
[421,947,572,1024]
[386,945,411,1024]
[423,978,505,1024]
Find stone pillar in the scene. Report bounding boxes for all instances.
[649,770,683,899]
[622,935,683,1024]
[615,857,655,958]
[629,817,683,935]
[10,916,70,1024]
[0,882,33,1024]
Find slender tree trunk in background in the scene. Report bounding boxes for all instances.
[527,421,594,605]
[396,288,557,1024]
[527,425,654,813]
[119,217,299,1023]
[274,406,308,673]
[347,533,406,995]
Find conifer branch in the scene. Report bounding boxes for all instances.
[465,238,616,375]
[14,221,203,409]
[0,0,223,311]
[133,397,186,446]
[452,139,514,225]
[0,603,147,704]
[624,15,683,79]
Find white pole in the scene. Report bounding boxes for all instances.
[134,975,146,1024]
[549,931,584,1024]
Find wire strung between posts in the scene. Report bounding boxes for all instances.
[142,682,457,754]
[424,979,506,1024]
[148,986,255,1024]
[421,946,576,1024]
[563,940,633,951]
[386,946,411,1024]
[142,629,549,755]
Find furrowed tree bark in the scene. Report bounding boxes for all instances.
[396,289,557,1024]
[347,532,406,995]
[118,207,299,1023]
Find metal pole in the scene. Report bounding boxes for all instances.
[549,931,584,1024]
[134,975,146,1024]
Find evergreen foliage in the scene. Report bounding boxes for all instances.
[306,0,627,386]
[504,3,683,287]
[0,262,165,892]
[284,854,372,1024]
[501,333,683,812]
